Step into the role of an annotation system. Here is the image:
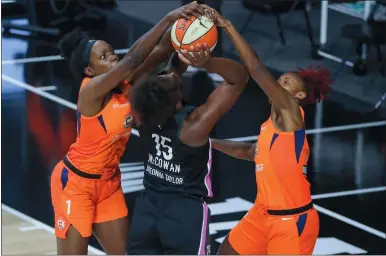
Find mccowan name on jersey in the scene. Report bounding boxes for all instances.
[148,153,181,173]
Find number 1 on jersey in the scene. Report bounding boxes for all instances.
[66,200,71,215]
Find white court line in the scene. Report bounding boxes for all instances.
[2,55,63,65]
[2,75,77,109]
[314,204,386,239]
[1,48,130,65]
[1,48,225,81]
[4,73,385,137]
[228,120,386,142]
[37,86,57,92]
[312,186,386,200]
[18,226,44,232]
[119,162,144,167]
[1,74,140,137]
[121,166,145,172]
[2,204,105,255]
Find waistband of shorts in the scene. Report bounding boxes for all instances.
[257,201,314,216]
[63,156,116,180]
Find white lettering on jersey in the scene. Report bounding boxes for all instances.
[113,103,129,108]
[255,164,264,172]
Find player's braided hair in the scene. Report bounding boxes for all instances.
[58,28,95,80]
[131,76,177,127]
[297,65,333,105]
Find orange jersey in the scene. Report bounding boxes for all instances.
[254,107,311,210]
[66,78,133,177]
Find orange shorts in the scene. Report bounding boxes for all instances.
[228,205,319,254]
[50,161,128,239]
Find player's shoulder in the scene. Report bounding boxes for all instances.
[80,77,92,89]
[177,105,196,120]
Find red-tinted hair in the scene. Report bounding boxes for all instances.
[297,65,333,104]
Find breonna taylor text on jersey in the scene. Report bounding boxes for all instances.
[138,106,213,198]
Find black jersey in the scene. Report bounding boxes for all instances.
[138,106,213,198]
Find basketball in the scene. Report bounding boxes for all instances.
[171,15,217,53]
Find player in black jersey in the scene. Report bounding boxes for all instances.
[127,35,248,254]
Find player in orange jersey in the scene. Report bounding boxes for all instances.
[204,7,333,255]
[50,2,206,254]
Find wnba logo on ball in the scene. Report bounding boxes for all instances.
[178,19,187,30]
[171,16,218,53]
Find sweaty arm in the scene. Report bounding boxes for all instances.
[223,22,302,125]
[80,16,173,106]
[211,139,256,161]
[180,46,249,146]
[79,1,206,105]
[126,27,176,84]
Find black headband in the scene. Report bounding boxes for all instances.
[82,40,96,69]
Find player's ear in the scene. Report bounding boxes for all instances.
[84,66,94,77]
[295,91,306,100]
[176,100,183,110]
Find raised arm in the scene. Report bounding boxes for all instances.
[178,44,249,146]
[126,27,175,84]
[211,139,256,161]
[80,2,205,102]
[207,8,300,115]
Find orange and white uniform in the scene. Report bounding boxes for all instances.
[229,107,319,254]
[50,78,133,238]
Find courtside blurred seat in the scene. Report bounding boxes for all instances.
[239,0,316,50]
[341,5,386,76]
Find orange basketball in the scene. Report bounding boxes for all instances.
[171,15,218,52]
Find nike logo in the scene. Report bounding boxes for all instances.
[282,217,294,220]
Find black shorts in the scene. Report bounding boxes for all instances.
[127,190,211,255]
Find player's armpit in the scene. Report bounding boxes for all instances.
[181,83,245,147]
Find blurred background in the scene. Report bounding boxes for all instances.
[1,0,385,254]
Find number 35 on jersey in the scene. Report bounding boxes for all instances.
[152,134,173,161]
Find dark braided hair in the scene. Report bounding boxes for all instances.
[297,65,333,105]
[58,28,95,80]
[131,76,179,127]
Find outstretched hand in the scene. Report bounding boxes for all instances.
[167,1,206,21]
[201,4,231,28]
[178,43,212,67]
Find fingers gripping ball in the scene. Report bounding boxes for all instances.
[171,15,217,53]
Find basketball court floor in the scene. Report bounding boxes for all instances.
[1,14,386,255]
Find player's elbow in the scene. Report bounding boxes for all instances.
[241,68,250,86]
[234,149,254,161]
[231,72,249,94]
[232,143,255,161]
[245,143,256,161]
[232,65,249,88]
